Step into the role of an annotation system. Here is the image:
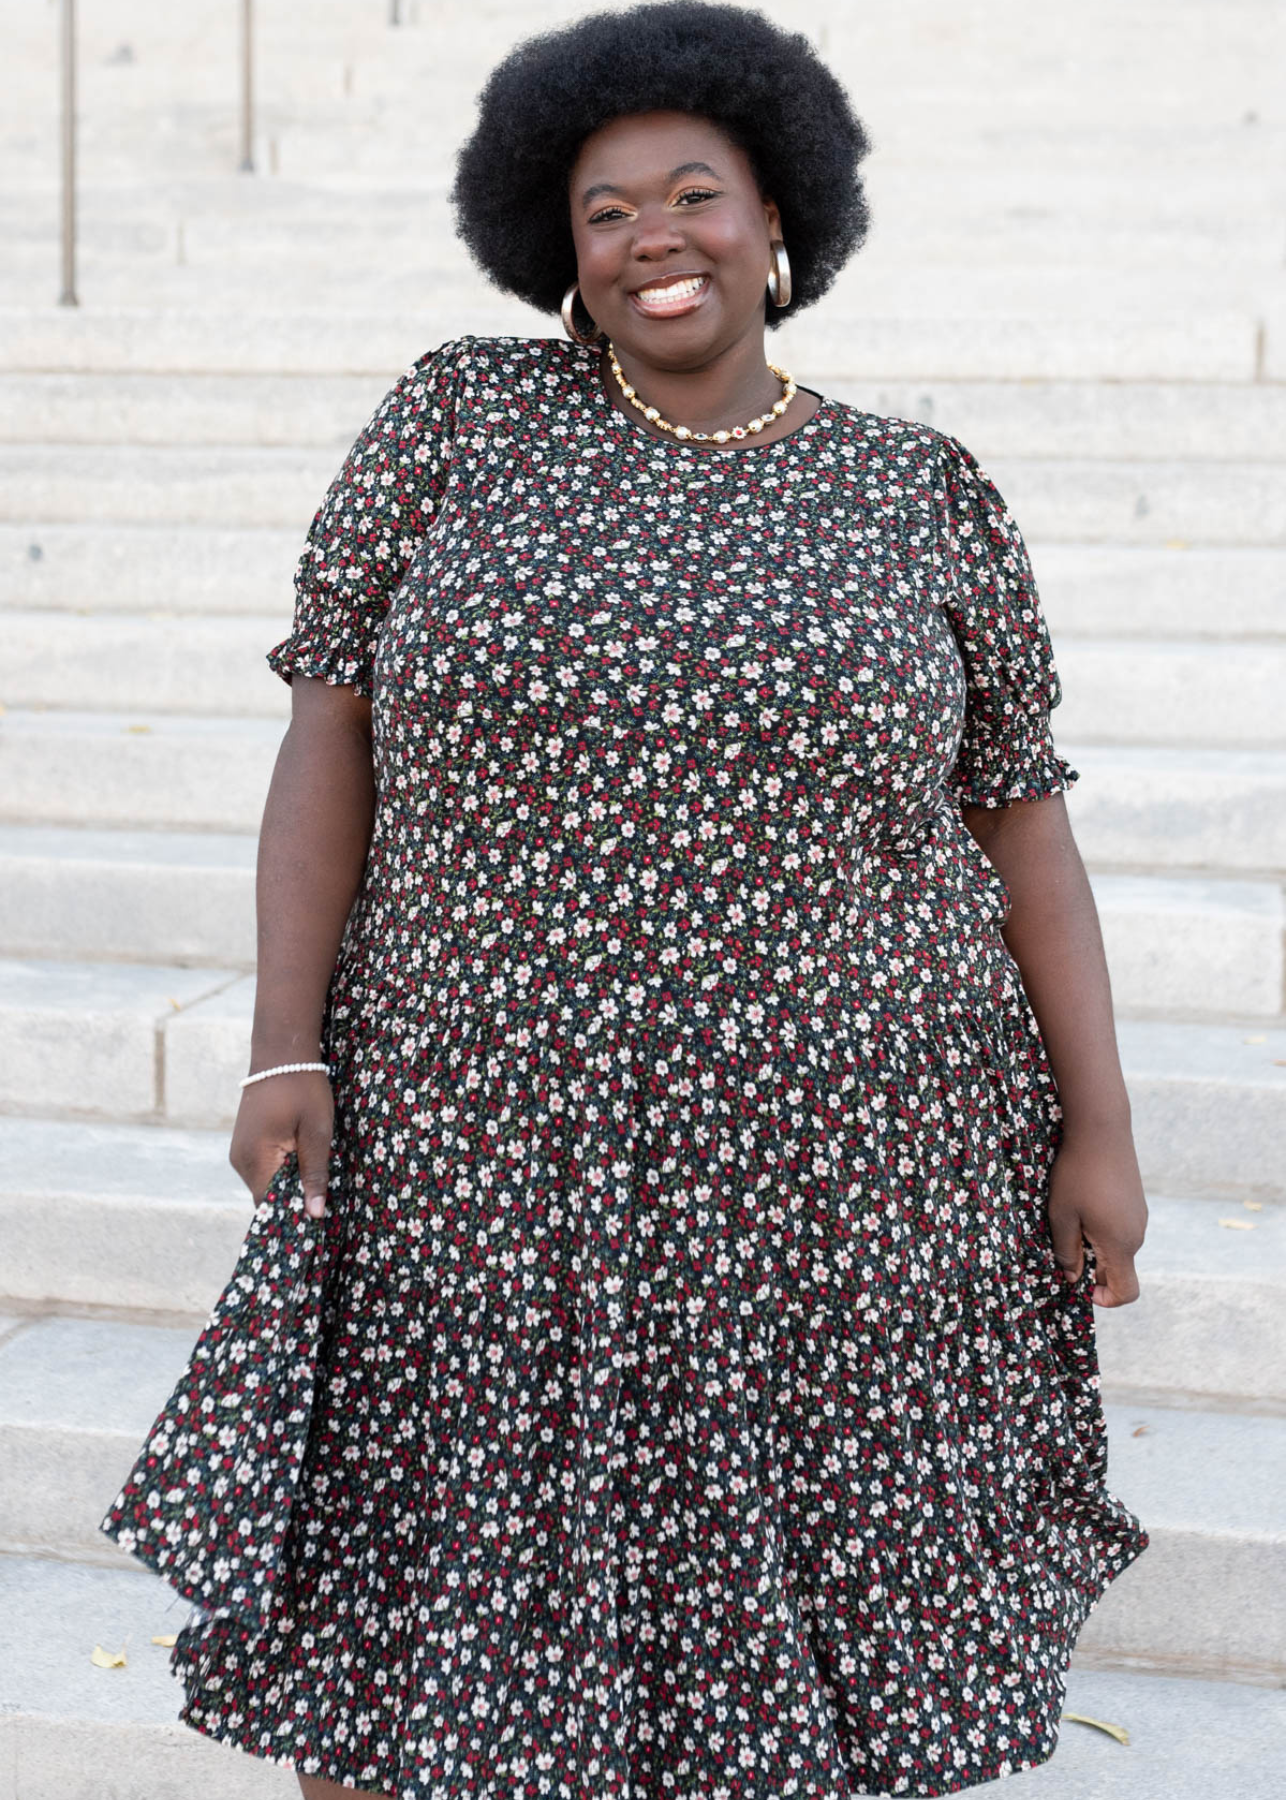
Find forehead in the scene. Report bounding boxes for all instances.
[569,110,751,186]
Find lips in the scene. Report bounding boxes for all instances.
[628,272,711,319]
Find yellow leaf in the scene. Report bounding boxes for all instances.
[1243,1034,1268,1044]
[1131,1424,1150,1437]
[90,1643,128,1668]
[151,1633,178,1647]
[1061,1712,1130,1746]
[1244,1201,1264,1212]
[1163,538,1189,550]
[1218,1218,1256,1231]
[124,724,152,736]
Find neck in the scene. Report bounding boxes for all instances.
[602,331,784,435]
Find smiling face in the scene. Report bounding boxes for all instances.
[568,110,782,371]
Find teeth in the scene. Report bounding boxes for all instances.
[637,276,706,304]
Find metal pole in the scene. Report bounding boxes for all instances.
[239,0,254,172]
[59,0,78,305]
[390,1,401,24]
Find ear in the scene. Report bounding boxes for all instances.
[762,197,783,240]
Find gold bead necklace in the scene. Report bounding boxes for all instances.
[606,341,797,444]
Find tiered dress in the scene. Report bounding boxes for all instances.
[102,334,1146,1800]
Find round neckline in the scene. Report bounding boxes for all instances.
[570,341,834,460]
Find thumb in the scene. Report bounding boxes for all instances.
[1047,1201,1085,1285]
[296,1109,333,1221]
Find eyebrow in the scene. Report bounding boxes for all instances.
[579,161,722,206]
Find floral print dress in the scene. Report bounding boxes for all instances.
[101,335,1146,1799]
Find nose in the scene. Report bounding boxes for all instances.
[629,201,686,262]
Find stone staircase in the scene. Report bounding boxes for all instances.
[1,2,1284,1795]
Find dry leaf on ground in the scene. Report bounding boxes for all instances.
[151,1633,179,1647]
[90,1643,128,1669]
[1061,1713,1130,1746]
[1218,1218,1256,1231]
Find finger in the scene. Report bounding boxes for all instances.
[1091,1247,1140,1309]
[1047,1208,1085,1285]
[297,1109,333,1220]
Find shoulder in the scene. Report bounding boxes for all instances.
[817,397,1008,514]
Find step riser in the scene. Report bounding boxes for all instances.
[4,977,1281,1196]
[2,855,1279,1016]
[8,530,1283,638]
[0,1192,249,1317]
[4,449,1282,544]
[1077,1529,1286,1678]
[5,1197,1278,1406]
[1066,765,1286,875]
[0,312,1263,382]
[0,1715,293,1800]
[1096,1276,1286,1405]
[1,1427,1279,1680]
[9,614,1286,747]
[7,375,1285,461]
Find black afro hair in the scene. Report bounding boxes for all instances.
[450,1,872,329]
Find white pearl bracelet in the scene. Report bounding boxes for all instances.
[239,1061,330,1088]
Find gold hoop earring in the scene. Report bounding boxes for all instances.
[766,239,792,309]
[561,282,604,345]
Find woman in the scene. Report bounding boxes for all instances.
[102,4,1148,1795]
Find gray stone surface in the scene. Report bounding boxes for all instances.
[1117,1019,1286,1197]
[0,824,258,966]
[1033,546,1286,642]
[0,1318,198,1553]
[0,1115,250,1314]
[0,1558,1282,1800]
[0,522,299,615]
[1096,1194,1286,1402]
[1063,743,1286,874]
[2,610,291,717]
[0,957,241,1119]
[162,975,257,1127]
[1088,873,1284,1017]
[0,445,334,529]
[0,708,284,832]
[1053,640,1286,749]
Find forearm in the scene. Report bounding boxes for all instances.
[250,677,377,1068]
[962,795,1132,1134]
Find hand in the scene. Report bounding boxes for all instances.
[229,1071,335,1219]
[1045,1121,1148,1307]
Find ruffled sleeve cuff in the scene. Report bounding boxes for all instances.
[947,717,1081,810]
[265,613,380,700]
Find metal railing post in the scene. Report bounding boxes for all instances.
[390,2,402,24]
[239,0,254,171]
[59,0,78,305]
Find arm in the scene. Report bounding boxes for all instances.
[229,677,375,1218]
[961,793,1148,1306]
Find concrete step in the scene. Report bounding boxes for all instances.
[3,442,1282,543]
[1064,744,1286,876]
[2,1560,1280,1800]
[0,958,245,1123]
[0,1316,1281,1679]
[0,710,284,833]
[1033,546,1286,642]
[1,522,299,615]
[1,825,1279,1016]
[7,526,1283,641]
[2,1107,1277,1402]
[1050,641,1286,749]
[7,371,1286,461]
[7,710,1286,873]
[0,306,1262,382]
[1077,1403,1286,1681]
[0,1117,249,1317]
[2,958,1281,1187]
[1,612,291,719]
[1116,1018,1286,1201]
[8,611,1286,746]
[0,826,258,968]
[1094,1195,1286,1405]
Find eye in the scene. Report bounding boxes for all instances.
[674,187,720,205]
[587,205,630,224]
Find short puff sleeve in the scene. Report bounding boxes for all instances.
[266,337,471,698]
[936,431,1080,809]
